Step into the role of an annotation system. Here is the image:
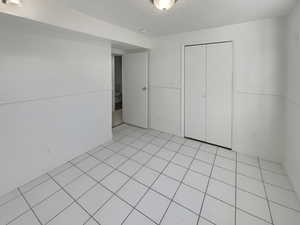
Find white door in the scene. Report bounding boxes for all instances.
[206,42,233,148]
[185,45,207,141]
[123,52,148,128]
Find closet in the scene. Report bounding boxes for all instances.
[184,42,233,148]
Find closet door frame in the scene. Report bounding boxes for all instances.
[181,40,235,149]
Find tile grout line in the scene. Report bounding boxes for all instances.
[258,157,274,225]
[196,146,218,225]
[47,173,102,225]
[17,188,43,225]
[2,126,296,225]
[81,134,174,224]
[158,142,202,224]
[120,136,184,225]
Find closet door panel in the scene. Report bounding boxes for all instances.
[184,45,206,141]
[206,42,233,148]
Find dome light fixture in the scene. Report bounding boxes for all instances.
[150,0,178,11]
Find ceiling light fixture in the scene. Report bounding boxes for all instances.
[150,0,178,11]
[2,0,22,6]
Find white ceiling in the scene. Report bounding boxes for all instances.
[61,0,296,36]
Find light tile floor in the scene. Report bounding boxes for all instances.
[1,124,300,225]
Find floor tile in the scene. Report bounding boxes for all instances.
[201,196,235,225]
[48,163,73,177]
[196,150,215,164]
[107,142,127,152]
[207,179,235,206]
[143,144,160,155]
[101,171,129,192]
[151,138,168,147]
[184,139,201,149]
[0,189,20,207]
[24,179,61,206]
[8,211,40,225]
[270,202,300,225]
[158,132,173,140]
[172,154,193,168]
[53,166,83,186]
[84,218,99,225]
[265,184,300,210]
[87,146,103,155]
[94,196,132,225]
[174,183,204,214]
[237,162,261,180]
[130,140,148,149]
[119,136,136,145]
[183,170,209,192]
[215,156,236,171]
[152,174,180,199]
[92,149,114,161]
[137,190,170,223]
[78,184,112,214]
[118,160,142,176]
[260,160,285,175]
[47,203,89,225]
[87,163,113,181]
[262,170,293,190]
[237,189,271,222]
[71,153,90,164]
[139,134,155,143]
[19,174,50,193]
[190,159,212,176]
[119,146,138,158]
[236,209,271,225]
[147,129,161,137]
[218,148,236,160]
[156,149,176,161]
[123,210,156,225]
[237,174,266,198]
[131,151,152,164]
[105,154,128,168]
[134,167,160,186]
[117,180,148,206]
[237,153,259,167]
[146,157,168,172]
[200,144,218,154]
[164,141,181,152]
[179,145,197,157]
[0,196,29,225]
[64,175,97,199]
[33,190,73,224]
[198,217,215,225]
[76,157,100,172]
[170,136,186,144]
[163,163,187,181]
[211,166,236,186]
[161,202,198,225]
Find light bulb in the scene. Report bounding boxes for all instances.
[153,0,177,11]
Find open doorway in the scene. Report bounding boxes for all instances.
[112,55,123,127]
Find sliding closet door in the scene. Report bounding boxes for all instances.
[206,42,233,148]
[185,45,206,141]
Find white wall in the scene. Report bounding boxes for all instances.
[0,18,112,196]
[150,18,285,161]
[284,1,300,197]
